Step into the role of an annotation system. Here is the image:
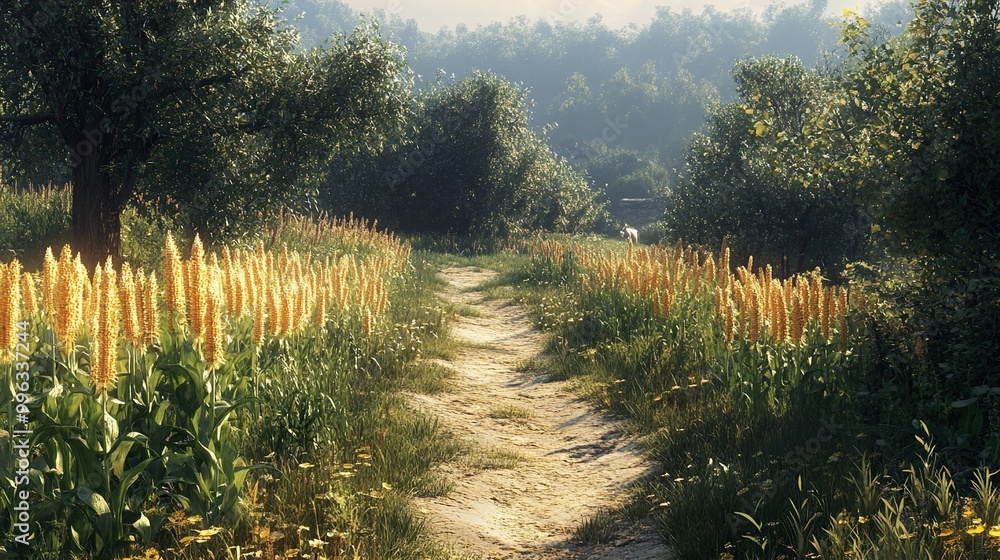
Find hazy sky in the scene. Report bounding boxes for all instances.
[345,0,875,31]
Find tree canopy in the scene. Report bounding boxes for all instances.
[275,0,912,179]
[323,71,603,238]
[0,1,409,266]
[666,55,865,276]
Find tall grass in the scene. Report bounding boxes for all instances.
[0,216,455,559]
[516,238,1000,559]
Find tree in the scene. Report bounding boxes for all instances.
[325,72,602,237]
[838,0,1000,435]
[0,2,409,266]
[665,56,865,277]
[582,147,669,202]
[841,0,1000,264]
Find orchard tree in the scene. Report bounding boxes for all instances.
[375,72,602,237]
[666,55,865,276]
[0,1,409,266]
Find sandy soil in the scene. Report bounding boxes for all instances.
[408,267,673,559]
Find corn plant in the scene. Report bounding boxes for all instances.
[522,239,1000,559]
[0,216,415,557]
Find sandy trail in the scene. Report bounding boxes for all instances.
[408,267,672,559]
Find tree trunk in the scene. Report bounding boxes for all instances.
[71,153,122,270]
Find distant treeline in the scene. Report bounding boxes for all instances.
[277,0,911,199]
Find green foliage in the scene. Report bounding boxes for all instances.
[324,71,604,237]
[834,0,1000,449]
[803,428,1000,560]
[298,0,909,194]
[0,3,410,264]
[845,259,1000,452]
[841,0,1000,262]
[0,309,258,558]
[119,206,183,275]
[665,55,866,277]
[581,147,669,202]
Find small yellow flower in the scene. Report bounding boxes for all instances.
[989,525,1000,537]
[967,524,985,535]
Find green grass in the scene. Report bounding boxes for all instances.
[573,507,616,545]
[242,394,461,559]
[479,286,515,301]
[0,183,71,269]
[422,331,458,361]
[414,241,529,273]
[513,358,546,373]
[414,471,455,498]
[487,403,534,420]
[401,360,458,394]
[461,445,530,471]
[446,301,485,318]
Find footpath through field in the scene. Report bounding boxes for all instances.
[408,267,672,559]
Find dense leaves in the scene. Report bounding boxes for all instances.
[666,55,865,277]
[839,0,1000,446]
[0,2,409,264]
[324,72,604,238]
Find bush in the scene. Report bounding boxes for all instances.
[323,72,604,238]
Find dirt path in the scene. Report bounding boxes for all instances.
[408,267,672,560]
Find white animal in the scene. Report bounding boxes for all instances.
[620,226,639,245]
